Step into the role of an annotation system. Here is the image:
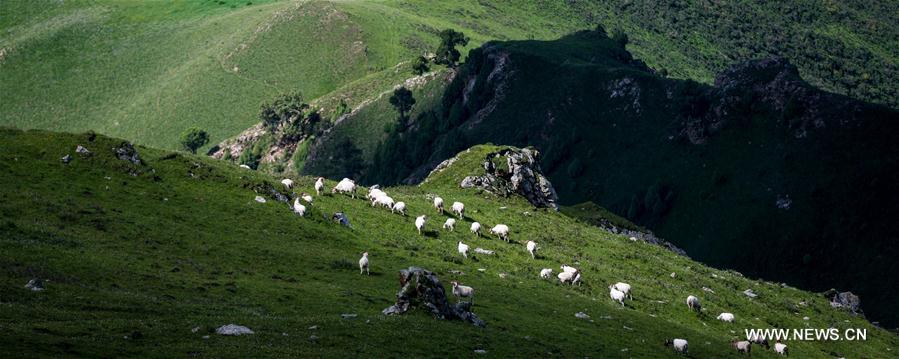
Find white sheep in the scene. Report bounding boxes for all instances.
[451,281,474,303]
[458,241,469,258]
[292,198,306,216]
[717,312,735,322]
[415,215,427,235]
[611,282,632,299]
[470,222,481,237]
[774,341,788,356]
[281,178,294,189]
[540,268,553,279]
[392,201,406,216]
[358,252,369,275]
[664,338,688,354]
[490,224,510,242]
[301,192,313,204]
[451,201,465,218]
[372,195,394,209]
[560,264,578,274]
[747,332,770,349]
[557,269,578,285]
[686,295,701,312]
[331,178,357,198]
[609,287,626,306]
[367,187,385,201]
[433,196,444,214]
[314,177,325,195]
[443,218,456,231]
[732,340,751,355]
[526,241,538,259]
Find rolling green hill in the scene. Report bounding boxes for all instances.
[1,128,896,357]
[2,0,896,153]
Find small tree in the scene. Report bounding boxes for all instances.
[179,127,209,154]
[434,29,469,67]
[260,92,307,130]
[389,86,416,125]
[412,55,430,75]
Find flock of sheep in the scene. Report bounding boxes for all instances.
[276,176,791,356]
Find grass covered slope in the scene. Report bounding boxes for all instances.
[1,129,895,357]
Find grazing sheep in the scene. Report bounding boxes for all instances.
[415,215,427,235]
[470,222,481,237]
[774,341,788,356]
[372,195,394,209]
[314,177,325,195]
[611,282,632,299]
[451,281,474,303]
[451,201,465,218]
[557,269,578,285]
[560,264,578,274]
[331,178,357,198]
[367,187,385,201]
[358,252,369,275]
[732,340,751,355]
[443,218,456,231]
[281,179,294,189]
[664,339,688,354]
[540,268,553,279]
[748,332,770,349]
[433,197,444,214]
[717,312,735,322]
[609,287,626,306]
[301,192,313,204]
[686,295,702,312]
[526,241,538,259]
[572,272,582,286]
[490,224,510,242]
[392,201,406,216]
[292,198,306,216]
[458,241,469,258]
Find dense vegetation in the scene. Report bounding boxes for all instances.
[362,30,899,327]
[1,129,896,357]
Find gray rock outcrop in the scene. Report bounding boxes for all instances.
[215,324,254,336]
[456,147,558,210]
[829,291,862,315]
[382,267,485,327]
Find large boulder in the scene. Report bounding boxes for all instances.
[829,291,862,315]
[382,267,485,327]
[457,147,558,210]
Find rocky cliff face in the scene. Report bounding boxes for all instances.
[426,146,559,210]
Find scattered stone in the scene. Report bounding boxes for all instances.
[191,326,200,333]
[215,324,254,336]
[254,196,266,203]
[341,314,357,319]
[477,268,486,272]
[75,145,91,156]
[474,248,495,255]
[332,212,351,227]
[474,349,487,354]
[776,195,792,210]
[61,154,72,164]
[575,312,590,319]
[449,270,465,275]
[113,142,142,165]
[803,316,810,321]
[24,279,44,291]
[629,236,637,241]
[382,267,485,327]
[830,291,862,314]
[743,289,758,298]
[499,206,507,210]
[202,335,210,340]
[670,272,676,279]
[308,335,319,342]
[498,273,508,279]
[308,325,318,330]
[702,287,715,293]
[282,332,289,336]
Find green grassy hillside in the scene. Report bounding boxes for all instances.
[362,30,899,327]
[1,128,896,357]
[3,0,896,154]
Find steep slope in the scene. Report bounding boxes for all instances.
[2,129,896,357]
[363,30,899,327]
